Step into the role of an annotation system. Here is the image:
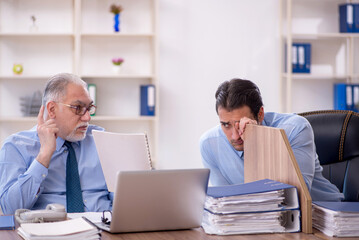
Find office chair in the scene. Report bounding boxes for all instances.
[298,110,359,201]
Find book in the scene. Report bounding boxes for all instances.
[312,201,359,237]
[202,179,301,235]
[140,85,155,116]
[17,218,101,240]
[0,215,15,230]
[92,130,153,192]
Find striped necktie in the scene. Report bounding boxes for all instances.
[64,141,84,213]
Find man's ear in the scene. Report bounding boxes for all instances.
[258,107,264,124]
[47,101,56,119]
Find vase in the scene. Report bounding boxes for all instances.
[114,13,120,32]
[112,65,122,74]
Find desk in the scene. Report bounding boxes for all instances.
[2,227,357,240]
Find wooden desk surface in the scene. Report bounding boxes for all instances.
[3,227,358,240]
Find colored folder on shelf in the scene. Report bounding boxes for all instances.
[202,179,301,235]
[339,4,355,33]
[334,83,359,112]
[285,43,311,73]
[140,85,155,116]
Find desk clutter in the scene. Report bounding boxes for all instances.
[201,179,301,235]
[312,201,359,237]
[17,217,101,240]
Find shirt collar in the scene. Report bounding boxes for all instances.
[56,137,66,151]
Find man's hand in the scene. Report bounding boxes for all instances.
[36,105,59,168]
[236,117,258,141]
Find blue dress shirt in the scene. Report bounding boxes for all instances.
[200,112,344,202]
[0,125,112,214]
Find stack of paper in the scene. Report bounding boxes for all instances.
[312,201,359,237]
[17,218,101,240]
[202,179,300,235]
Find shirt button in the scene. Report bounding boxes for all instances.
[42,174,46,178]
[84,200,87,203]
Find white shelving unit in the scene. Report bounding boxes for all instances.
[0,0,159,163]
[280,0,358,113]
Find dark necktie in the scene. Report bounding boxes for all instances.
[64,141,84,213]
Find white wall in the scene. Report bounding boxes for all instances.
[158,0,281,169]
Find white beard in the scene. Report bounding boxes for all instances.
[65,123,88,142]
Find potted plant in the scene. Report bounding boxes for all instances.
[112,58,124,74]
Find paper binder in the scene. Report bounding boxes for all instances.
[202,179,301,235]
[339,4,355,33]
[206,179,299,213]
[334,83,359,112]
[312,201,359,237]
[140,85,155,116]
[285,43,311,73]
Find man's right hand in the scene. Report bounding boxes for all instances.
[36,105,59,168]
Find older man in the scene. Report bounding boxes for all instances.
[0,73,111,214]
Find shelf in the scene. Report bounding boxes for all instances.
[81,33,154,38]
[81,74,154,79]
[0,33,74,37]
[0,0,159,161]
[282,33,359,40]
[0,75,154,80]
[282,73,348,80]
[0,75,50,80]
[91,116,157,121]
[0,116,157,122]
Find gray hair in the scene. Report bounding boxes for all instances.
[42,73,87,118]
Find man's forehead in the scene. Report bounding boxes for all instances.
[218,106,254,119]
[63,83,91,103]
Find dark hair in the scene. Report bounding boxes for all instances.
[215,78,263,119]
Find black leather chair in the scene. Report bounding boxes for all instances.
[298,110,359,201]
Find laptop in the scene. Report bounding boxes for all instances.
[92,130,152,192]
[94,168,210,233]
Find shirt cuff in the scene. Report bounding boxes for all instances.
[27,159,49,183]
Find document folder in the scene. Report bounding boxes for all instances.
[313,201,359,237]
[140,85,155,116]
[202,179,301,235]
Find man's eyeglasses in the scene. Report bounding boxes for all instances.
[58,103,96,116]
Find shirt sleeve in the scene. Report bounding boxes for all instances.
[200,137,230,186]
[0,142,48,214]
[285,120,316,191]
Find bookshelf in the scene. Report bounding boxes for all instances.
[280,0,356,113]
[0,0,159,163]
